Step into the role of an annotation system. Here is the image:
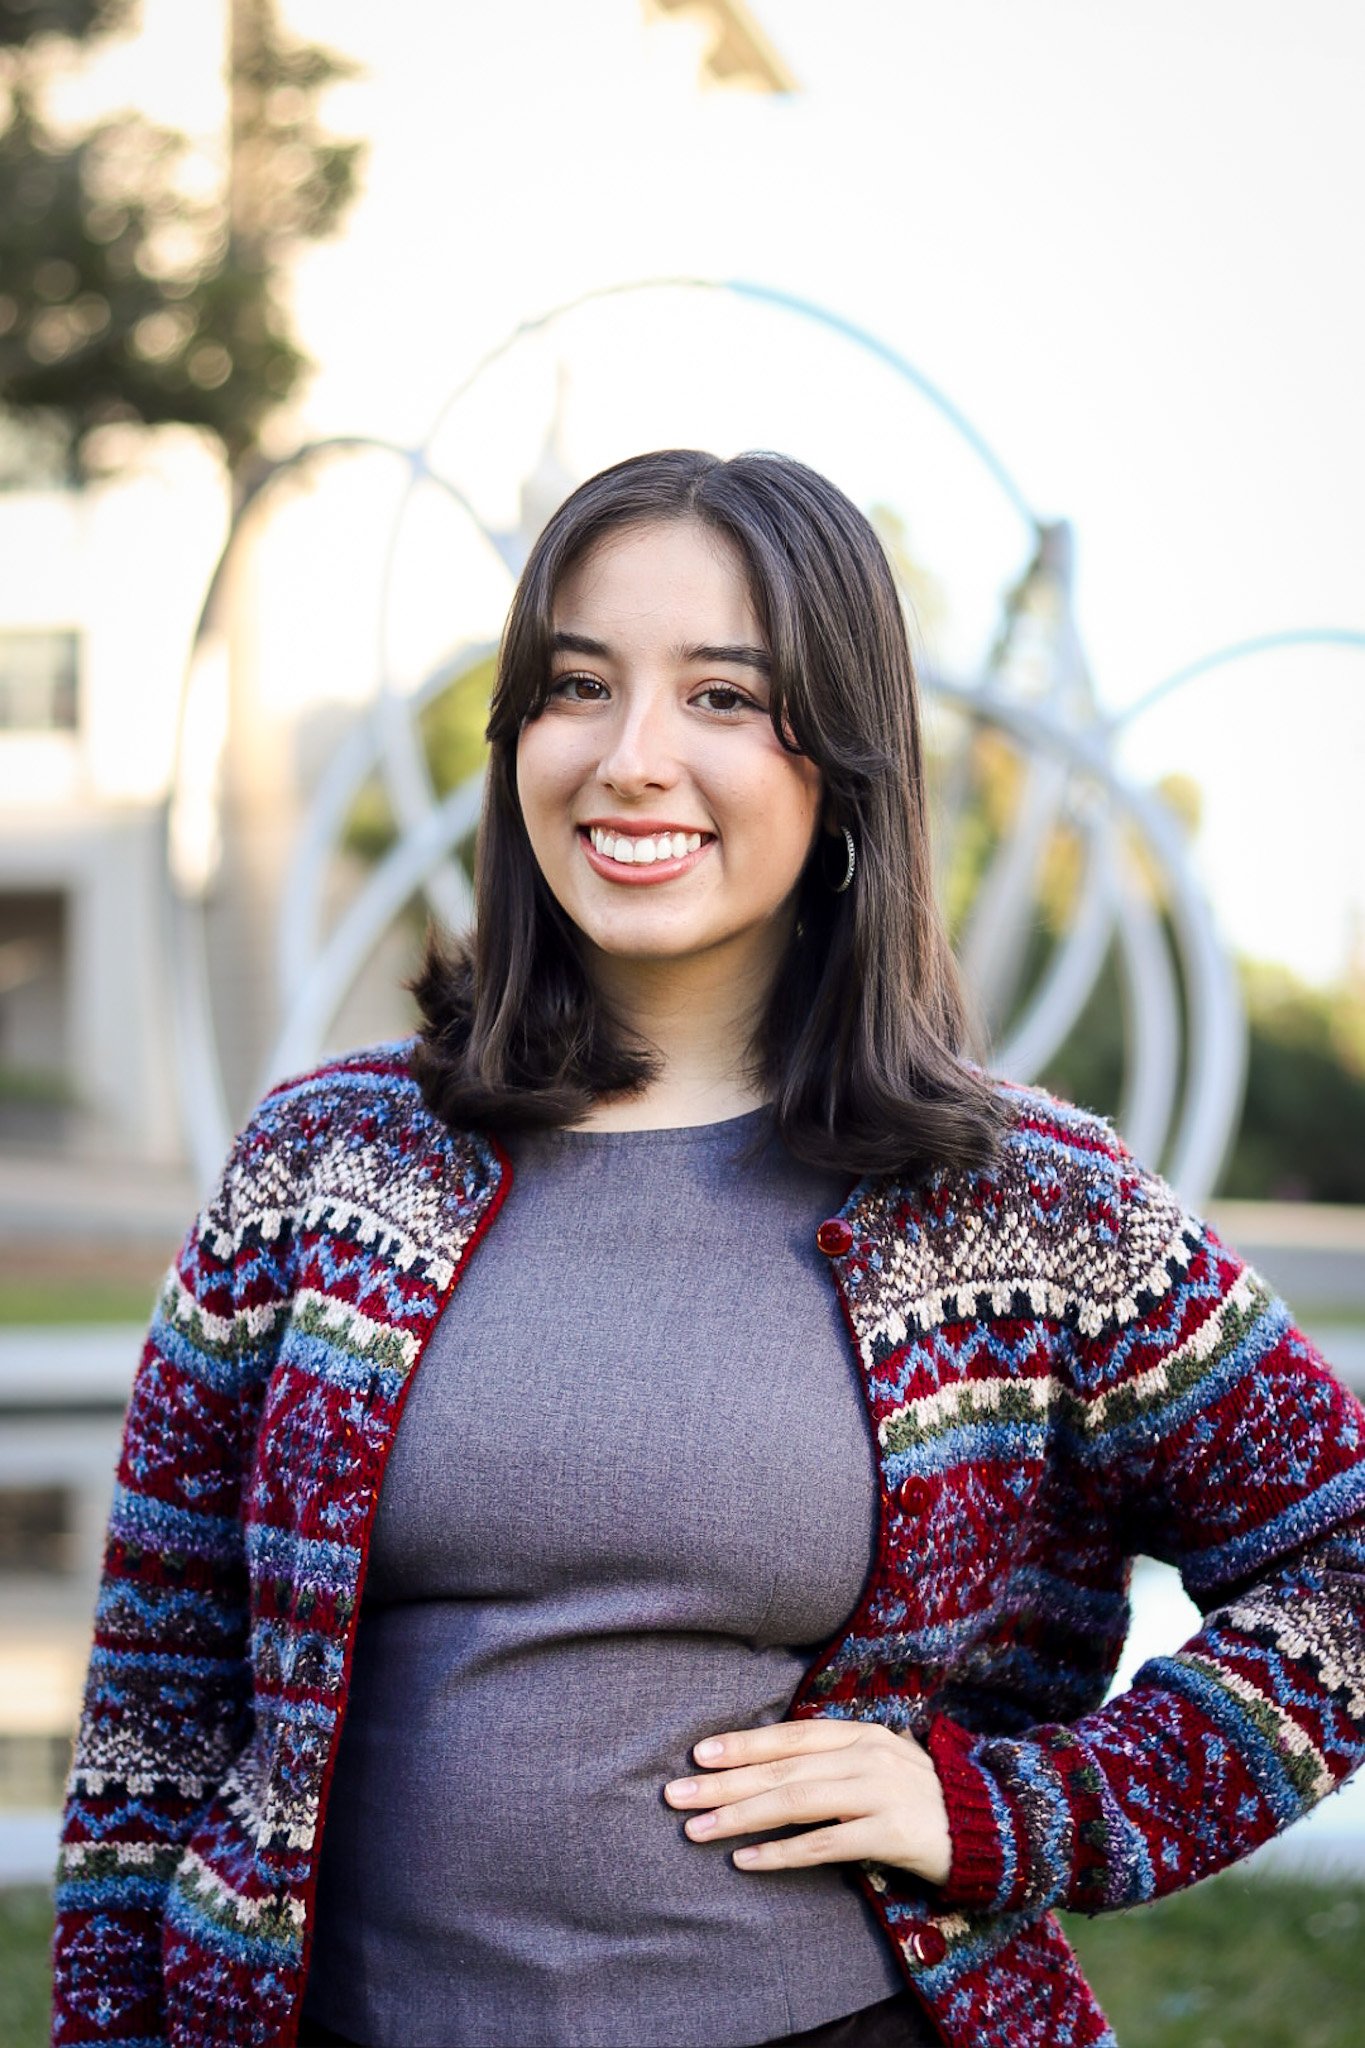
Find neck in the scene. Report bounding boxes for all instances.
[575,924,788,1130]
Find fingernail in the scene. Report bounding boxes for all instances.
[686,1813,717,1837]
[733,1846,759,1866]
[666,1779,698,1802]
[695,1738,724,1761]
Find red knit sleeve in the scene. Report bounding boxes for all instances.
[925,1207,1365,1919]
[51,1122,282,2044]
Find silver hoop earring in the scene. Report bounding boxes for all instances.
[830,825,856,894]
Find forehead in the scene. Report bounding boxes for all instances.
[552,518,762,640]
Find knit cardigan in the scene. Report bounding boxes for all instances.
[51,1039,1365,2048]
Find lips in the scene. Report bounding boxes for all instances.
[577,826,714,885]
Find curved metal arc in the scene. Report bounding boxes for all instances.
[367,470,504,932]
[412,276,726,448]
[1111,861,1182,1166]
[1110,628,1365,731]
[929,676,1245,1204]
[181,435,432,668]
[991,806,1118,1079]
[970,768,1182,1170]
[261,773,485,1098]
[367,276,1042,954]
[276,640,499,1008]
[404,274,1040,538]
[725,280,1040,530]
[169,433,447,893]
[167,434,476,1175]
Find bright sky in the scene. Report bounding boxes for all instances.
[61,0,1365,983]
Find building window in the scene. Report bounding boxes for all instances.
[0,1485,75,1574]
[0,631,79,732]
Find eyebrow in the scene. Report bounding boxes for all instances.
[550,630,771,676]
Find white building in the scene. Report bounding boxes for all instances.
[0,0,793,1169]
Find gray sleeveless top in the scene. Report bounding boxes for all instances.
[303,1110,925,2047]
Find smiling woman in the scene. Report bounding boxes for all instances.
[410,447,1002,1163]
[51,450,1365,2048]
[514,516,825,1124]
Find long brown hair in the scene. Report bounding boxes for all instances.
[409,447,1002,1178]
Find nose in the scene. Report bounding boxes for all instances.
[595,687,680,796]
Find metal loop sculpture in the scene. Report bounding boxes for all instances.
[166,279,1363,1204]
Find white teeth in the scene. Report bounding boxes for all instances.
[588,827,707,864]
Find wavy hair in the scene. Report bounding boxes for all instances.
[409,447,1002,1178]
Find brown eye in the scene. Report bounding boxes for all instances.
[550,672,608,702]
[695,685,753,715]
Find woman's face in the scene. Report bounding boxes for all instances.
[515,516,824,987]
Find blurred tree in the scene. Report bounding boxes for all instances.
[0,0,131,40]
[935,731,1365,1201]
[1222,965,1365,1203]
[0,0,361,485]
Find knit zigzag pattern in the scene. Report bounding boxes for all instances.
[51,1044,1365,2048]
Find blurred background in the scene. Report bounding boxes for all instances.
[1,2,1363,2039]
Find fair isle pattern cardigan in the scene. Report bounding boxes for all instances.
[52,1040,1365,2048]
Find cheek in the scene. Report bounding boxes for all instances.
[514,724,575,826]
[767,758,824,846]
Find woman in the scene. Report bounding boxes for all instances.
[53,449,1365,2048]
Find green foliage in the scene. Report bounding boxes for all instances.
[0,0,361,472]
[0,0,130,45]
[1038,940,1126,1126]
[1038,946,1365,1203]
[0,91,305,469]
[935,725,1365,1199]
[1063,1871,1365,2047]
[1221,965,1365,1203]
[343,656,495,865]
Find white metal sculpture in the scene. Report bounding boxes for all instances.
[167,280,1360,1205]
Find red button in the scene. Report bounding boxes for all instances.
[909,1925,947,1967]
[816,1218,854,1257]
[897,1476,932,1516]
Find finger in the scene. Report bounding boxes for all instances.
[690,1717,869,1770]
[677,1775,870,1844]
[731,1816,890,1871]
[666,1748,862,1813]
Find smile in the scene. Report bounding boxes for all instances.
[588,826,705,864]
[578,826,714,883]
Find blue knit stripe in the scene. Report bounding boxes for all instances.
[1138,1653,1311,1826]
[245,1521,360,1590]
[108,1486,241,1562]
[1183,1461,1365,1593]
[163,1868,303,1961]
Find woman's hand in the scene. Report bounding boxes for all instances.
[663,1717,952,1883]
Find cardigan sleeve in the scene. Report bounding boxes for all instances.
[51,1121,285,2045]
[927,1185,1365,1920]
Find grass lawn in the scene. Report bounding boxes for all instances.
[0,1250,166,1329]
[1060,1872,1361,2046]
[4,1872,1361,2045]
[0,1280,159,1327]
[0,1886,51,2045]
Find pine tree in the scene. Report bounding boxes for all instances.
[0,0,361,483]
